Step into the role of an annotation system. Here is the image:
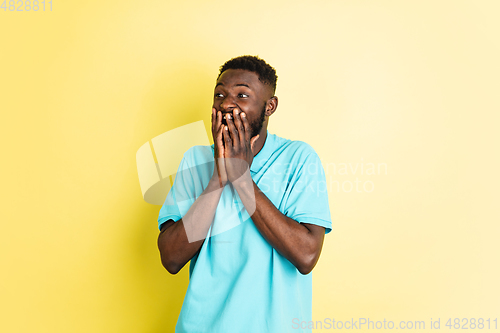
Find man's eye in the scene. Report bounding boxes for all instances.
[238,93,249,98]
[214,93,223,98]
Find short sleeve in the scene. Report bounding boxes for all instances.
[157,146,213,230]
[157,157,191,230]
[282,144,332,234]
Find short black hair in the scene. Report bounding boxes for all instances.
[218,55,278,94]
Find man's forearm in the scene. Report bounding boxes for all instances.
[158,178,223,274]
[232,175,324,274]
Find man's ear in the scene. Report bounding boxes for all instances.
[265,96,278,116]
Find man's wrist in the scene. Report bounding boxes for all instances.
[231,168,254,193]
[208,175,226,192]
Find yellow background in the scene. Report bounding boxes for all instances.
[1,0,499,332]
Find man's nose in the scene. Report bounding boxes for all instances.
[220,96,236,111]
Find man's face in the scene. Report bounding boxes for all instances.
[213,69,271,138]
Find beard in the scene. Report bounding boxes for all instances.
[221,104,266,139]
[249,104,266,139]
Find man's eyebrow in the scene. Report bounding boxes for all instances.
[215,82,251,88]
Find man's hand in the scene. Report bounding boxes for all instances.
[222,108,260,183]
[211,108,227,187]
[158,108,229,274]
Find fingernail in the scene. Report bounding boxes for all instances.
[225,126,228,130]
[227,114,232,119]
[241,112,246,117]
[234,109,239,114]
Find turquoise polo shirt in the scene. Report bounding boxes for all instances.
[158,132,332,333]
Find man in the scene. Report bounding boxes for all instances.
[157,55,332,332]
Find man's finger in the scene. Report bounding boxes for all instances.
[216,111,224,140]
[232,109,246,145]
[223,125,232,149]
[217,111,222,128]
[225,113,240,147]
[216,114,225,158]
[211,108,216,135]
[241,112,251,142]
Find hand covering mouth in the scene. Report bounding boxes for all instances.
[221,113,231,126]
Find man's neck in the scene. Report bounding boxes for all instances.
[252,129,268,157]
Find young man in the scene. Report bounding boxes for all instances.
[157,55,332,332]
